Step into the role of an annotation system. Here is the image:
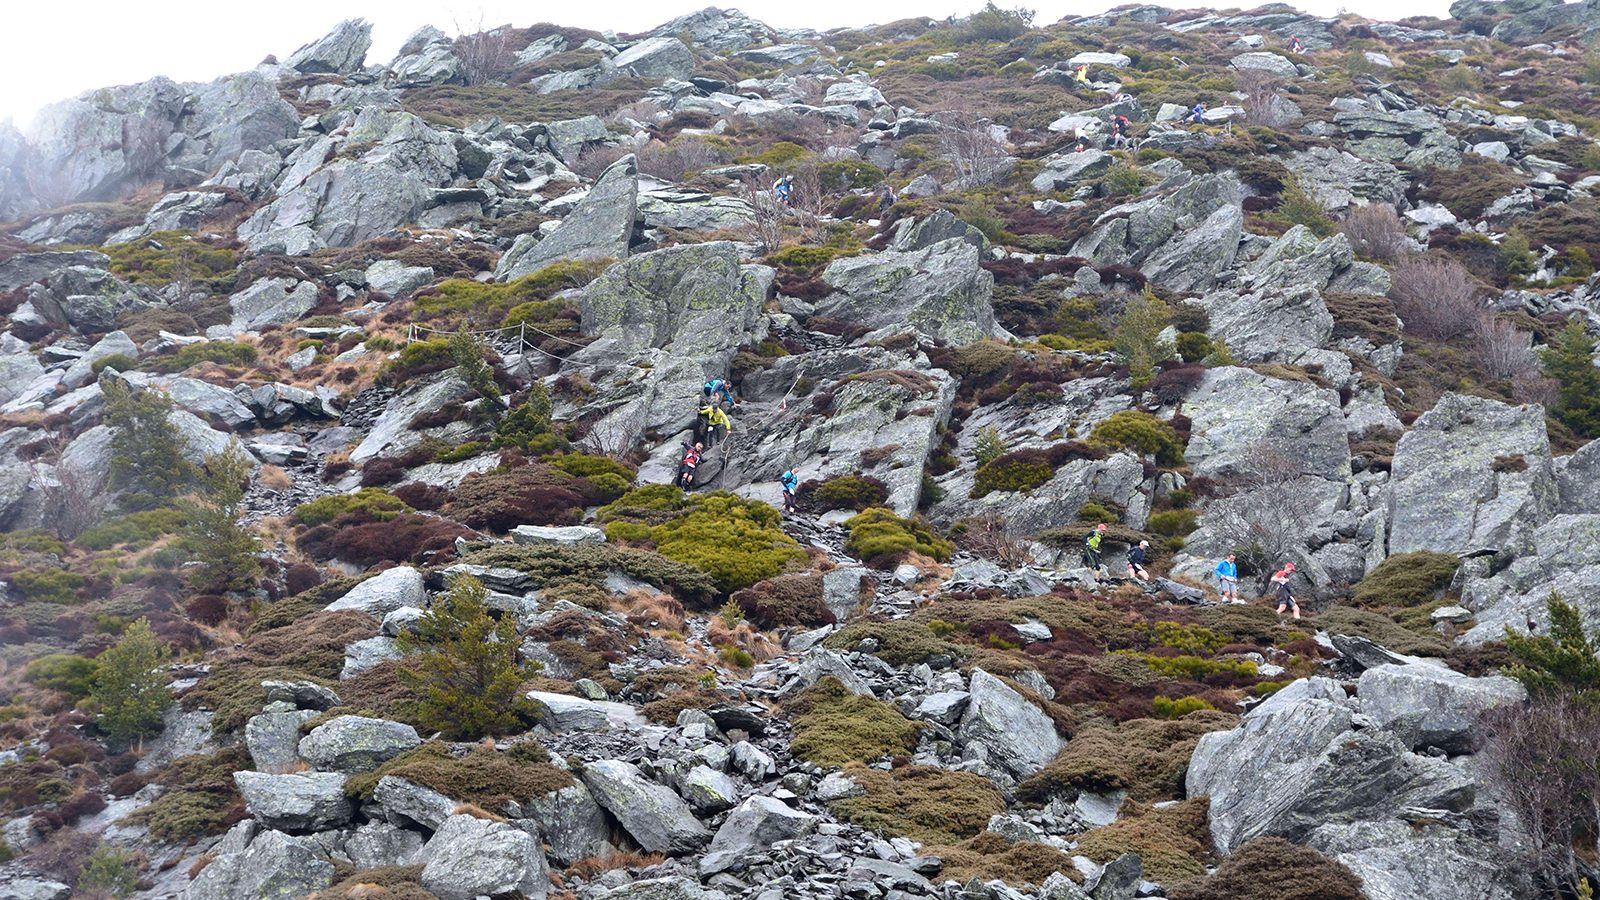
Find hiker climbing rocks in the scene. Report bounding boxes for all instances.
[703,378,735,410]
[774,174,795,205]
[1289,35,1305,54]
[675,442,703,489]
[697,402,731,449]
[1074,125,1092,153]
[1127,540,1151,582]
[877,183,896,214]
[1187,101,1208,124]
[1109,113,1132,149]
[1082,523,1108,573]
[780,466,800,513]
[1074,63,1091,87]
[1214,553,1240,603]
[1272,562,1300,620]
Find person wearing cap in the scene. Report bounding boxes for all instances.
[1214,553,1240,603]
[1127,540,1151,581]
[1271,562,1300,619]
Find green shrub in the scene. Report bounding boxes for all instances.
[958,1,1034,42]
[787,676,920,766]
[1114,293,1174,389]
[1503,594,1600,699]
[973,425,1009,467]
[1101,162,1150,197]
[91,352,140,375]
[79,845,140,898]
[381,338,454,383]
[843,507,954,564]
[1073,799,1212,885]
[414,261,602,327]
[1175,331,1213,363]
[25,653,98,701]
[154,341,258,374]
[1089,411,1185,465]
[807,475,891,512]
[817,160,884,191]
[638,492,807,594]
[824,621,967,665]
[1076,501,1119,524]
[1152,695,1215,719]
[831,765,1006,844]
[1542,319,1600,439]
[102,230,238,292]
[1120,651,1256,680]
[398,575,535,739]
[1018,715,1235,803]
[750,141,811,167]
[1151,622,1228,656]
[1352,551,1459,608]
[972,457,1055,498]
[549,452,635,482]
[1146,508,1198,538]
[1269,182,1336,236]
[494,383,562,453]
[9,568,86,604]
[91,618,172,749]
[78,508,188,549]
[434,441,486,463]
[294,488,410,526]
[1167,836,1364,900]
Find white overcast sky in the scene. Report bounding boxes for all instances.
[3,0,1459,130]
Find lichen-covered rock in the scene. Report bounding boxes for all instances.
[245,708,316,774]
[1388,393,1555,556]
[233,771,353,832]
[958,669,1064,781]
[1182,366,1349,481]
[497,154,639,281]
[1308,819,1528,900]
[375,774,457,830]
[1284,146,1409,212]
[1071,173,1245,292]
[298,715,420,773]
[227,278,319,332]
[579,758,712,853]
[521,780,616,866]
[612,37,693,80]
[680,765,741,814]
[186,828,334,900]
[325,566,427,617]
[345,819,425,868]
[818,238,1003,344]
[420,814,551,900]
[526,690,646,731]
[285,19,372,74]
[1356,663,1525,754]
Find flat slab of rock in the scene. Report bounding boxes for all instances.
[325,566,427,617]
[1357,662,1525,754]
[958,668,1063,780]
[511,524,606,544]
[526,690,646,732]
[701,795,821,874]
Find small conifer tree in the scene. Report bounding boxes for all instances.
[90,618,171,749]
[181,442,260,595]
[398,573,532,739]
[1113,292,1174,390]
[101,377,196,511]
[1541,319,1600,439]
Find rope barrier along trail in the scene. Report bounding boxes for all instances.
[404,320,585,364]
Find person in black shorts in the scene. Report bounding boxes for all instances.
[1127,540,1151,581]
[1271,562,1300,619]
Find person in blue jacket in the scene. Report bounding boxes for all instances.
[1214,553,1239,603]
[780,466,800,513]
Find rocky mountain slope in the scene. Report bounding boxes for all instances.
[3,2,1600,899]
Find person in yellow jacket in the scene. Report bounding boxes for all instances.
[697,403,731,449]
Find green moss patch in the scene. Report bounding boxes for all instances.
[825,620,968,665]
[843,507,954,566]
[830,764,1006,845]
[1018,713,1238,804]
[787,676,921,767]
[1352,551,1459,608]
[346,741,571,810]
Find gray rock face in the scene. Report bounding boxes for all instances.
[701,795,822,874]
[61,330,134,389]
[1357,663,1525,754]
[1388,393,1555,556]
[30,266,151,334]
[1336,109,1460,169]
[22,78,187,208]
[654,7,775,51]
[958,669,1064,781]
[1198,285,1333,364]
[1187,680,1476,854]
[732,43,822,66]
[1071,173,1244,292]
[261,679,340,710]
[680,765,741,814]
[613,37,694,80]
[375,774,457,830]
[233,771,353,832]
[345,820,426,868]
[1557,437,1600,514]
[594,878,731,900]
[365,258,434,297]
[497,155,639,281]
[420,814,551,900]
[245,708,316,774]
[521,780,615,866]
[511,524,608,544]
[570,241,771,364]
[1231,51,1299,76]
[228,278,319,332]
[1307,819,1527,900]
[1183,366,1349,481]
[0,250,111,293]
[350,370,474,462]
[526,690,647,731]
[298,715,421,773]
[887,209,987,253]
[1284,146,1408,212]
[325,565,426,617]
[818,238,1001,344]
[186,828,335,900]
[638,190,756,233]
[285,19,373,74]
[579,758,712,853]
[1031,150,1113,192]
[0,879,70,900]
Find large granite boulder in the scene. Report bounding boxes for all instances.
[701,796,822,874]
[245,708,316,774]
[521,780,616,865]
[1030,150,1113,192]
[1071,173,1244,292]
[817,238,1002,344]
[1188,678,1476,854]
[1308,819,1528,900]
[28,266,151,334]
[653,8,776,52]
[298,715,421,773]
[958,669,1064,781]
[1388,393,1555,556]
[285,19,372,74]
[612,37,693,80]
[22,78,186,207]
[345,820,426,869]
[579,759,712,853]
[1283,146,1408,212]
[1356,662,1525,754]
[326,566,427,617]
[568,241,772,364]
[497,155,639,281]
[1182,366,1349,481]
[186,826,334,900]
[228,278,319,332]
[526,690,647,731]
[420,814,551,900]
[232,771,353,832]
[1335,109,1461,169]
[1196,284,1333,363]
[350,370,475,462]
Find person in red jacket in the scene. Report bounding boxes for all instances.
[674,442,703,489]
[1271,562,1300,619]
